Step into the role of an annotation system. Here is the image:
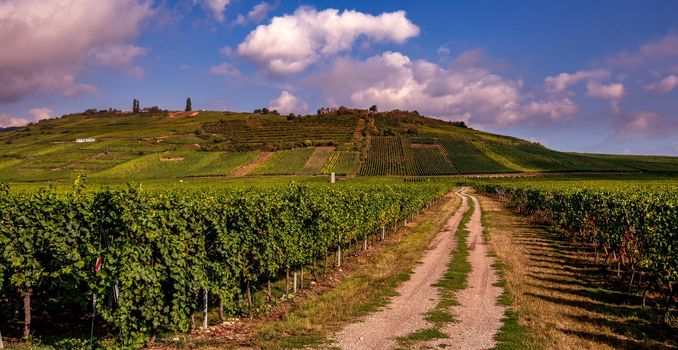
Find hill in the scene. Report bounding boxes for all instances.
[1,108,678,183]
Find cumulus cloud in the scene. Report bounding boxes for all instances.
[586,81,625,113]
[522,99,579,119]
[607,33,678,70]
[645,75,678,94]
[210,62,241,77]
[237,7,419,75]
[199,0,230,21]
[0,0,152,102]
[269,90,308,114]
[28,107,53,121]
[312,51,578,127]
[544,69,609,93]
[0,113,29,128]
[236,2,273,25]
[1,107,53,128]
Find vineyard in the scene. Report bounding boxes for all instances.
[249,148,315,175]
[359,136,414,176]
[470,179,678,319]
[438,136,511,173]
[200,114,357,150]
[320,151,359,175]
[412,147,457,175]
[0,180,449,348]
[360,135,514,176]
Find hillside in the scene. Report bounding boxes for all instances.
[1,108,678,183]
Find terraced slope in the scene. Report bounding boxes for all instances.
[1,108,677,183]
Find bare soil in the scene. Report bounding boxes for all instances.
[167,111,199,119]
[333,188,470,350]
[230,152,273,177]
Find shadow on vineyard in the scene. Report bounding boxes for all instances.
[514,223,677,349]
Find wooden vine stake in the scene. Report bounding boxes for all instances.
[22,286,31,339]
[300,267,304,290]
[337,245,342,268]
[293,272,297,293]
[202,289,208,329]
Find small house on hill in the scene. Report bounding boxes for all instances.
[75,138,96,143]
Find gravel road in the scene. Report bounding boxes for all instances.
[333,188,470,350]
[424,193,505,350]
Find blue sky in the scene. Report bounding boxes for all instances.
[1,0,677,155]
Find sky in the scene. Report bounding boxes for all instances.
[1,0,677,155]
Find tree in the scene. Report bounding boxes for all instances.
[185,97,192,112]
[133,99,140,113]
[369,105,378,113]
[261,107,270,114]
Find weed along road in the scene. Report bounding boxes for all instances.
[333,188,505,349]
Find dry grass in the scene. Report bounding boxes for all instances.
[479,195,677,350]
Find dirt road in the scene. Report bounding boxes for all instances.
[334,190,506,350]
[425,193,505,350]
[333,188,470,350]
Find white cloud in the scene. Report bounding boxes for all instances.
[607,33,678,70]
[586,82,625,113]
[0,107,53,128]
[626,112,659,131]
[522,99,579,119]
[312,51,578,127]
[0,113,29,128]
[0,0,152,102]
[219,46,234,56]
[645,75,678,94]
[199,0,230,21]
[28,107,53,121]
[237,7,420,75]
[91,44,148,80]
[269,90,308,114]
[210,62,240,77]
[544,69,609,93]
[615,112,661,140]
[236,2,273,25]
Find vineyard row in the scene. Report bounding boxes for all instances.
[0,181,449,348]
[473,183,677,319]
